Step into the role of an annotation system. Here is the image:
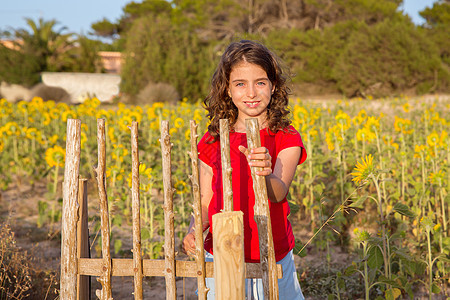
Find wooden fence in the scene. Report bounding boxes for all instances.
[60,118,281,299]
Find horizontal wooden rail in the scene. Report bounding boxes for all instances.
[78,259,282,279]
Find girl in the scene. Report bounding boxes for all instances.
[182,40,307,299]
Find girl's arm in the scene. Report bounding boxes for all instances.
[239,145,301,203]
[182,159,213,255]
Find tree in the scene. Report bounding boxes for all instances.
[0,44,41,86]
[332,17,444,97]
[420,0,450,75]
[120,14,216,101]
[13,18,75,73]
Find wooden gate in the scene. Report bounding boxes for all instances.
[60,118,281,300]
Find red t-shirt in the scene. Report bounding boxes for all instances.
[198,125,307,263]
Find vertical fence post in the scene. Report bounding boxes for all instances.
[131,121,144,300]
[77,178,90,300]
[188,120,208,299]
[245,118,279,300]
[60,118,81,300]
[160,120,177,299]
[212,119,245,300]
[95,118,113,300]
[220,119,233,212]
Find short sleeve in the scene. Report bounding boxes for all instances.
[277,126,307,165]
[198,132,218,168]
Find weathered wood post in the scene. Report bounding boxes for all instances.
[212,119,245,300]
[131,121,143,300]
[245,118,279,300]
[188,120,208,299]
[95,118,113,300]
[60,118,81,300]
[220,119,233,212]
[160,120,177,299]
[77,178,90,300]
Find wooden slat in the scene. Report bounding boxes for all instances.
[60,119,81,300]
[188,120,208,299]
[78,259,282,279]
[245,118,279,300]
[95,118,113,300]
[219,119,233,212]
[131,121,143,300]
[77,179,90,300]
[213,211,245,299]
[160,120,177,300]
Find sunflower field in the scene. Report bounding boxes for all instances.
[0,95,449,299]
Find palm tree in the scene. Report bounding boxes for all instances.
[13,17,75,72]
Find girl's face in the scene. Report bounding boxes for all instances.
[228,61,274,127]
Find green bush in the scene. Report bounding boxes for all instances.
[332,17,446,97]
[120,15,216,102]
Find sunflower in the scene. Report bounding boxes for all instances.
[193,109,203,124]
[174,180,189,194]
[402,103,411,113]
[119,115,133,131]
[185,129,191,141]
[17,101,28,114]
[139,163,152,180]
[351,154,375,185]
[394,116,413,135]
[426,131,440,148]
[364,116,379,133]
[96,109,111,120]
[335,110,351,130]
[3,122,20,136]
[129,110,142,123]
[169,128,177,136]
[62,110,77,122]
[25,127,42,141]
[428,170,445,186]
[356,127,376,143]
[45,145,65,168]
[413,144,426,159]
[126,163,153,189]
[174,117,185,129]
[0,139,4,152]
[108,127,118,144]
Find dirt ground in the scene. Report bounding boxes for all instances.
[0,175,360,300]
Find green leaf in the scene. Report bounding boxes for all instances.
[293,239,307,257]
[407,187,416,196]
[378,275,402,289]
[288,201,300,216]
[404,282,414,299]
[393,202,415,218]
[385,288,402,300]
[314,183,324,195]
[141,227,150,240]
[349,195,368,208]
[114,239,122,254]
[344,264,358,276]
[368,245,383,269]
[112,214,123,227]
[431,282,441,293]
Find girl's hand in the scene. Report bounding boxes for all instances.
[238,145,272,176]
[181,231,196,257]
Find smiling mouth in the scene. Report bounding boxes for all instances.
[244,101,260,108]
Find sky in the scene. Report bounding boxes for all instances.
[0,0,439,35]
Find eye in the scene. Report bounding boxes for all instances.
[257,81,266,86]
[236,82,244,87]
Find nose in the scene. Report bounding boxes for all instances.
[247,85,256,99]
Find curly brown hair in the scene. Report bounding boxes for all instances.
[203,40,292,142]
